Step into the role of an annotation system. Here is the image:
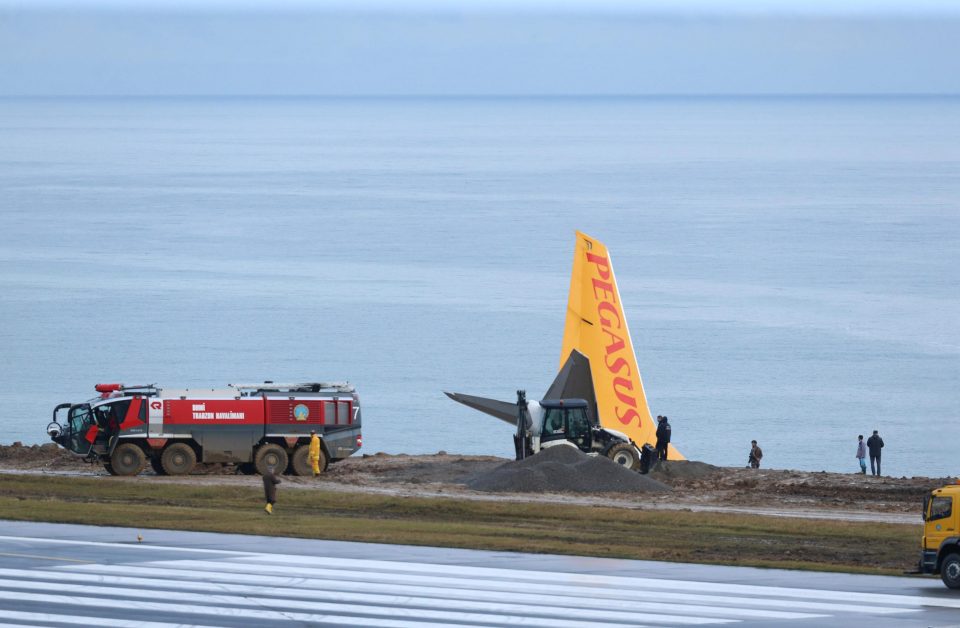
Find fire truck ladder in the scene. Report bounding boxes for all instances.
[228,382,355,393]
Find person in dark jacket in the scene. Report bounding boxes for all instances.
[866,430,884,476]
[655,415,671,461]
[748,440,763,469]
[262,465,281,514]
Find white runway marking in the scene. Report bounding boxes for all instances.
[0,581,685,627]
[30,563,907,615]
[0,534,252,556]
[0,609,223,628]
[0,572,771,624]
[219,552,960,610]
[0,536,944,627]
[0,590,500,628]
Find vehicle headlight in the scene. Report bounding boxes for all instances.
[46,422,62,438]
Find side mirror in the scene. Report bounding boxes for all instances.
[46,421,62,439]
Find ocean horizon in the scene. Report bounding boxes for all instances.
[1,95,957,476]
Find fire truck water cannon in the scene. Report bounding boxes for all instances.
[46,381,362,477]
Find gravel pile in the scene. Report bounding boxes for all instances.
[466,444,671,493]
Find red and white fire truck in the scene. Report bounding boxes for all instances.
[46,381,362,476]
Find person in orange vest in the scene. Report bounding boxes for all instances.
[309,430,322,477]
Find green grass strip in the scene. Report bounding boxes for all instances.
[0,474,921,575]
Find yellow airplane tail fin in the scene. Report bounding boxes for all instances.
[560,231,684,459]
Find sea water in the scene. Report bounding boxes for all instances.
[0,96,957,476]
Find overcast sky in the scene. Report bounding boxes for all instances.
[0,0,957,96]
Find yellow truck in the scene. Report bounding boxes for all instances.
[919,482,960,589]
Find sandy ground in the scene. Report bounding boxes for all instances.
[1,442,948,524]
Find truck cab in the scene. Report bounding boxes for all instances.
[50,403,106,457]
[919,482,960,589]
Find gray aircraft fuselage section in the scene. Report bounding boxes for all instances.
[542,349,598,425]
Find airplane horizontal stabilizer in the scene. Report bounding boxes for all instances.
[443,392,528,428]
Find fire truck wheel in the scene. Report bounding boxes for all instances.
[291,445,326,476]
[150,457,167,476]
[604,442,640,471]
[161,443,197,476]
[254,444,289,476]
[110,444,147,476]
[942,553,960,589]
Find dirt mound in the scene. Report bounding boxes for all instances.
[325,453,505,485]
[647,460,722,481]
[0,441,88,470]
[466,445,671,494]
[0,441,260,475]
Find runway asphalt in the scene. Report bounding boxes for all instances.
[0,520,957,627]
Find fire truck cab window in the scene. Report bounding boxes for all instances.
[929,496,953,521]
[95,401,130,430]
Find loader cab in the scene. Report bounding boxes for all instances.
[539,399,592,452]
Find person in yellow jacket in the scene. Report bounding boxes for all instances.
[308,430,322,477]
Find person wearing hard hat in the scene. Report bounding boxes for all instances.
[309,430,322,477]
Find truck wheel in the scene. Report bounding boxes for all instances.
[254,444,289,476]
[150,457,167,476]
[161,443,197,476]
[110,443,146,476]
[291,445,326,476]
[942,553,960,589]
[605,442,640,470]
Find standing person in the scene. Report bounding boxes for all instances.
[655,415,671,461]
[856,435,867,474]
[308,429,322,477]
[748,440,763,469]
[867,430,884,476]
[262,464,281,514]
